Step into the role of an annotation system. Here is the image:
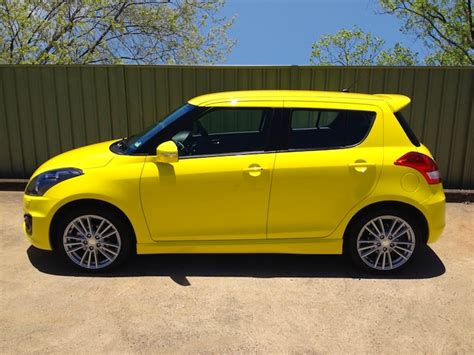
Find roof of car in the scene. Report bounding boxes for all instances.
[188,90,411,112]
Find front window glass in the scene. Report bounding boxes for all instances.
[121,103,195,154]
[171,107,271,157]
[288,109,375,150]
[199,108,263,134]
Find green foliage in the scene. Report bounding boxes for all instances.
[379,0,473,65]
[310,26,419,65]
[0,0,235,64]
[310,0,473,65]
[377,43,419,65]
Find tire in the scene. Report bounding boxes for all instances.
[344,207,422,274]
[55,206,133,272]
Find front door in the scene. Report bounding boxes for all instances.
[267,102,383,239]
[140,105,278,241]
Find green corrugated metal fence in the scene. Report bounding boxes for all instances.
[0,65,473,188]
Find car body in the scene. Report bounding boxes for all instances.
[23,90,446,273]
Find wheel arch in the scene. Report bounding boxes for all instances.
[343,201,429,244]
[49,199,137,252]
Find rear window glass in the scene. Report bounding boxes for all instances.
[394,112,421,147]
[288,109,376,150]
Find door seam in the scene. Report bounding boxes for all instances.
[264,153,277,239]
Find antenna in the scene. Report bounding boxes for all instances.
[342,76,359,92]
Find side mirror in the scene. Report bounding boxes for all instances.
[155,141,179,163]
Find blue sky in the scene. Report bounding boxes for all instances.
[220,0,425,64]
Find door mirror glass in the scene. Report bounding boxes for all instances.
[156,141,179,163]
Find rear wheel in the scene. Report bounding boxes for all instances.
[345,208,421,273]
[55,207,133,271]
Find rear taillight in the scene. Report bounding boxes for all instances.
[394,152,441,184]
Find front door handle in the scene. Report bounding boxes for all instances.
[243,165,265,177]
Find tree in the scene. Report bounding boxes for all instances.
[379,0,473,65]
[310,0,473,65]
[0,0,234,65]
[310,26,419,65]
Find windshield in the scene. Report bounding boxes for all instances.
[122,103,195,154]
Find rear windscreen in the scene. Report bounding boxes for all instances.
[394,112,420,147]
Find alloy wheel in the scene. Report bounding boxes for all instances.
[356,215,416,271]
[62,215,122,269]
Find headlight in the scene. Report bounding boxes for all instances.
[25,168,83,196]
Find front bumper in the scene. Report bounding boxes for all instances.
[23,194,58,250]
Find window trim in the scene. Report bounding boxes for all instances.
[180,150,277,160]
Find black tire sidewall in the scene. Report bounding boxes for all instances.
[54,206,133,272]
[344,207,423,274]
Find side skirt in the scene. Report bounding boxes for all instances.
[136,238,343,255]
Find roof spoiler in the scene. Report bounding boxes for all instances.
[373,94,411,112]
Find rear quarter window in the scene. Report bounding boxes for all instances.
[394,112,421,147]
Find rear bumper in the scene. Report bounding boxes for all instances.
[422,187,446,244]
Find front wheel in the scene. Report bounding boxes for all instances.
[344,208,422,273]
[55,207,133,271]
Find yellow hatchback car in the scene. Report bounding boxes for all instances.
[23,90,445,273]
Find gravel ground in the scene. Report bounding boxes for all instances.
[0,191,473,354]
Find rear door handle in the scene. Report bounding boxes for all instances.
[243,165,265,177]
[349,162,375,167]
[243,166,264,172]
[349,161,375,173]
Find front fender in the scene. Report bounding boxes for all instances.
[28,155,152,247]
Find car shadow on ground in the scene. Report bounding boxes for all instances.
[27,245,445,285]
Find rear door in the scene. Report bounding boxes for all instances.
[267,101,383,239]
